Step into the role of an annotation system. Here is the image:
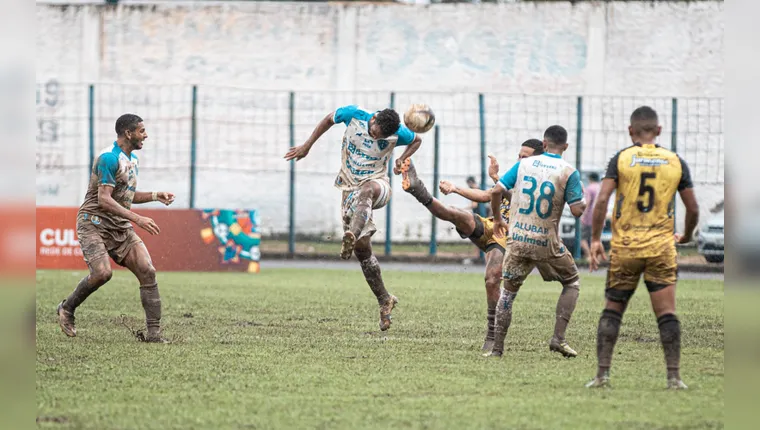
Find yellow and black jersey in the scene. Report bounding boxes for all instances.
[498,197,510,225]
[605,143,693,258]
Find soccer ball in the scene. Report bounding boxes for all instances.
[403,104,436,134]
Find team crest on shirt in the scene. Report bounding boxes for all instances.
[377,139,389,150]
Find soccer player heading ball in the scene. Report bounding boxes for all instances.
[57,114,176,343]
[284,105,422,331]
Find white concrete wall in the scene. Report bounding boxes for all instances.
[36,2,724,240]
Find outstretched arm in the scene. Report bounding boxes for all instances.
[439,180,491,203]
[284,112,335,161]
[393,135,422,174]
[133,191,176,206]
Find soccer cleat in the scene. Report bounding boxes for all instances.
[56,300,76,337]
[667,378,688,390]
[340,231,356,260]
[585,375,611,388]
[135,329,171,344]
[379,295,398,331]
[481,338,495,352]
[399,159,433,206]
[483,350,502,358]
[549,337,578,358]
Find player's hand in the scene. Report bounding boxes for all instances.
[135,216,160,235]
[674,233,692,245]
[589,239,607,271]
[284,145,310,161]
[492,219,507,239]
[439,180,456,195]
[488,154,500,183]
[157,192,175,206]
[393,157,405,175]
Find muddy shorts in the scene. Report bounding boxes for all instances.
[457,214,507,254]
[77,213,143,266]
[605,246,678,303]
[341,178,392,240]
[501,243,580,289]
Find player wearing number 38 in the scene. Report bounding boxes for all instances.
[488,125,587,359]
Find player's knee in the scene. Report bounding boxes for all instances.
[91,266,113,286]
[140,264,157,285]
[484,271,501,289]
[562,279,580,291]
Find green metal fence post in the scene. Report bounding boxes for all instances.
[430,125,440,257]
[88,84,95,173]
[385,92,395,256]
[573,96,583,259]
[478,94,487,262]
[288,92,297,256]
[671,98,678,230]
[189,85,198,209]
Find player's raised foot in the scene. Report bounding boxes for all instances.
[56,300,76,337]
[400,159,433,205]
[667,378,688,390]
[340,231,356,260]
[585,375,611,389]
[549,337,577,358]
[378,295,398,331]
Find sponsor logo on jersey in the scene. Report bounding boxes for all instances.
[630,155,669,167]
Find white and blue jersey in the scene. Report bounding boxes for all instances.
[497,153,585,259]
[333,105,415,190]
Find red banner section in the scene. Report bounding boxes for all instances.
[36,207,261,273]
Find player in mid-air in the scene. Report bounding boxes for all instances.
[401,139,544,351]
[57,114,176,342]
[489,125,587,358]
[586,106,699,389]
[284,105,421,331]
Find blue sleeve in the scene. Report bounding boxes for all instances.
[564,170,584,204]
[333,105,359,126]
[96,153,118,187]
[498,161,520,190]
[395,124,416,146]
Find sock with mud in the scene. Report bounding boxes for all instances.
[485,301,496,342]
[596,309,623,378]
[491,289,517,355]
[553,283,579,342]
[139,284,162,338]
[359,255,390,305]
[63,276,101,313]
[657,313,682,380]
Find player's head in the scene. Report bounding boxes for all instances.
[466,176,477,188]
[543,125,568,153]
[519,138,544,159]
[589,172,600,183]
[115,113,147,150]
[629,106,661,142]
[369,108,401,139]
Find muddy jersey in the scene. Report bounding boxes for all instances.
[78,142,139,231]
[497,153,584,260]
[605,143,693,258]
[333,105,415,191]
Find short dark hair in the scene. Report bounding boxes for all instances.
[521,138,544,155]
[543,125,567,145]
[115,114,143,137]
[466,176,477,184]
[589,172,600,182]
[630,106,659,134]
[374,109,401,138]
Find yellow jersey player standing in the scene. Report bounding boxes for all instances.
[587,106,700,389]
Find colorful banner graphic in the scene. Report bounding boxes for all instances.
[36,207,261,273]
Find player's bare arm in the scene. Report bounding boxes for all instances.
[284,111,336,161]
[676,187,700,244]
[488,155,500,183]
[491,184,508,237]
[97,185,160,235]
[569,200,587,218]
[589,178,616,271]
[440,180,491,203]
[393,135,422,174]
[132,191,176,206]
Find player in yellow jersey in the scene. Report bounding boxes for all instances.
[401,139,544,351]
[587,106,700,389]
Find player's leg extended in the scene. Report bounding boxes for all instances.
[121,241,166,342]
[645,250,686,389]
[57,222,113,337]
[342,181,384,260]
[481,247,503,351]
[354,237,398,331]
[399,158,478,234]
[586,251,641,388]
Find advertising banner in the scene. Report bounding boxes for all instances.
[36,207,261,273]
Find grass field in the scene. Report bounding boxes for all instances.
[36,268,724,429]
